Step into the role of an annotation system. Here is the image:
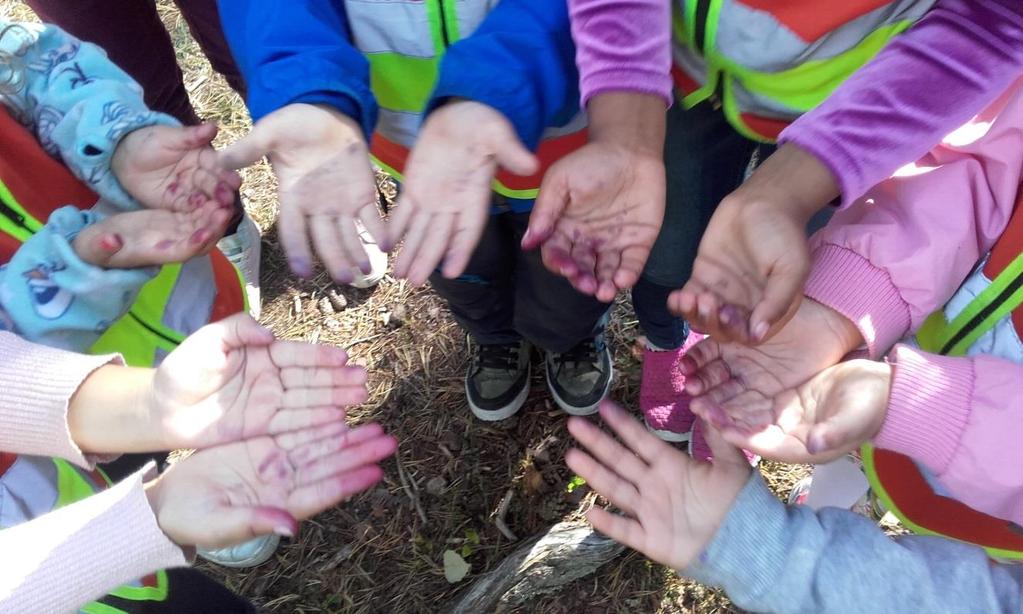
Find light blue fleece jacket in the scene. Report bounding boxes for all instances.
[0,21,178,350]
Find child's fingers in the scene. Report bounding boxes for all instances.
[597,401,669,466]
[177,122,220,150]
[285,465,386,519]
[286,422,386,467]
[72,223,123,267]
[337,215,372,275]
[291,433,397,485]
[386,193,416,253]
[701,419,753,469]
[197,505,298,549]
[566,414,650,484]
[678,337,721,375]
[585,507,645,552]
[281,386,368,409]
[565,448,640,516]
[684,358,733,396]
[269,340,350,368]
[612,244,647,297]
[749,257,808,344]
[280,365,366,389]
[309,218,352,284]
[278,206,315,279]
[523,169,568,250]
[274,420,350,451]
[266,406,346,435]
[442,207,489,280]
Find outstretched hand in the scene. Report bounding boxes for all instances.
[112,123,241,212]
[73,199,233,269]
[151,313,369,450]
[218,104,385,282]
[388,100,538,285]
[146,420,397,548]
[668,143,839,344]
[523,93,666,302]
[566,401,751,571]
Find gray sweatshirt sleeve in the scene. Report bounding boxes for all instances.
[684,474,1023,613]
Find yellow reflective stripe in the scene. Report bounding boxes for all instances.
[441,0,460,41]
[492,182,538,200]
[680,69,719,109]
[861,444,1023,561]
[704,0,723,55]
[81,601,128,614]
[681,0,698,48]
[107,570,170,602]
[0,176,42,240]
[371,155,404,183]
[367,53,439,114]
[712,21,912,113]
[721,78,775,144]
[53,459,98,509]
[425,0,447,54]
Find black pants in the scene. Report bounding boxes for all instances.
[429,211,610,354]
[94,568,255,612]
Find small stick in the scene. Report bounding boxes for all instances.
[493,488,517,541]
[396,457,428,525]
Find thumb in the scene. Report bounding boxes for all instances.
[522,167,569,250]
[701,419,749,468]
[71,223,123,268]
[490,124,539,176]
[806,412,862,458]
[174,122,219,150]
[749,256,808,343]
[185,313,274,358]
[196,505,298,548]
[217,129,269,171]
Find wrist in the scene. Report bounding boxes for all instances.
[734,142,840,223]
[865,360,894,440]
[586,92,666,157]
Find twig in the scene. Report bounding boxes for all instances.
[493,488,517,541]
[396,457,428,525]
[344,332,387,350]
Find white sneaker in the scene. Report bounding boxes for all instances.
[348,220,387,289]
[217,213,262,318]
[197,533,280,568]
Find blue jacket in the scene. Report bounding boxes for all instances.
[216,0,580,152]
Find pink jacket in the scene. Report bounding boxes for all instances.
[0,333,186,613]
[806,78,1023,525]
[569,0,1023,206]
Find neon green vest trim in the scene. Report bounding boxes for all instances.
[863,249,1023,560]
[0,177,42,241]
[367,53,440,114]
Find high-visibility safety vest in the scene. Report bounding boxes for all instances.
[671,0,936,142]
[0,109,246,609]
[0,453,171,613]
[344,0,588,200]
[863,195,1023,562]
[0,108,247,367]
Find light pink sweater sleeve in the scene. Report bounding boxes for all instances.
[0,331,121,468]
[0,464,188,612]
[805,78,1023,357]
[781,0,1023,207]
[569,0,672,107]
[875,345,1023,526]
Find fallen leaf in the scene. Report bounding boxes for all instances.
[443,549,471,583]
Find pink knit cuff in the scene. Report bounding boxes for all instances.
[804,245,911,359]
[581,69,673,108]
[0,332,122,468]
[874,345,973,476]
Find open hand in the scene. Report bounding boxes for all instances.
[668,143,839,343]
[566,401,751,571]
[389,100,538,285]
[112,123,241,211]
[682,298,863,431]
[219,104,385,282]
[146,420,397,547]
[523,93,666,302]
[709,360,892,464]
[151,313,369,450]
[72,199,233,269]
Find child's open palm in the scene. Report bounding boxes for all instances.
[566,402,751,571]
[111,123,241,212]
[150,314,370,450]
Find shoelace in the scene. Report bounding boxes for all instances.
[477,344,521,372]
[554,339,604,371]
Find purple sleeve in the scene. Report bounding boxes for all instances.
[780,0,1023,207]
[569,0,672,107]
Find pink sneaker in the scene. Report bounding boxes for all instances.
[689,419,760,466]
[640,332,705,442]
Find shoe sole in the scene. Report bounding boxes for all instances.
[198,534,280,569]
[466,364,531,422]
[545,355,614,416]
[643,418,692,443]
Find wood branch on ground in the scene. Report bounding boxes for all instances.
[446,521,625,613]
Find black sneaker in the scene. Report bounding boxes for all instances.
[545,335,613,415]
[466,341,532,421]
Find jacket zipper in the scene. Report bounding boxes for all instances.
[939,267,1023,355]
[436,0,451,47]
[693,0,711,55]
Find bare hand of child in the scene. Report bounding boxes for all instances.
[683,298,863,430]
[524,93,666,303]
[566,401,751,571]
[704,360,892,464]
[150,313,370,450]
[112,123,241,211]
[71,198,232,268]
[389,100,538,285]
[145,420,397,548]
[217,104,384,281]
[668,143,839,344]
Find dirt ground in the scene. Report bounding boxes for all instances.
[2,3,813,612]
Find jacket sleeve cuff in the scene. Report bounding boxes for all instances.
[805,244,911,358]
[580,69,672,108]
[683,473,789,604]
[874,345,973,476]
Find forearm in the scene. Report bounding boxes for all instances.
[876,346,1023,525]
[781,0,1023,206]
[0,332,120,466]
[569,0,672,107]
[587,92,666,155]
[67,363,163,454]
[686,474,1023,612]
[0,465,186,613]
